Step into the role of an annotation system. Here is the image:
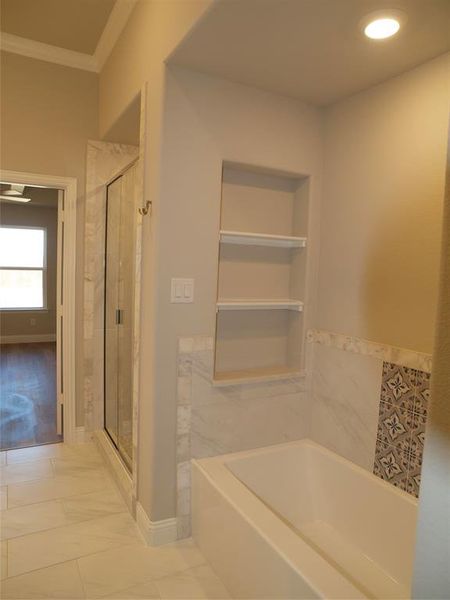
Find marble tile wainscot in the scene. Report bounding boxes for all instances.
[176,336,308,539]
[308,329,432,499]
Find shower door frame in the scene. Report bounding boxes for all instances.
[103,159,138,471]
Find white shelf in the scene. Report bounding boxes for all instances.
[220,230,306,248]
[213,366,304,387]
[216,299,303,312]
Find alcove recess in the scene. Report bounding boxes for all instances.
[213,162,309,386]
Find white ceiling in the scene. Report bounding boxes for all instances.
[169,0,450,106]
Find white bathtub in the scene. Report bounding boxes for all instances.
[192,439,418,599]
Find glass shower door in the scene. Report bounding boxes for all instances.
[104,164,136,470]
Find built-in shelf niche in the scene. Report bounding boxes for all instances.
[214,162,310,385]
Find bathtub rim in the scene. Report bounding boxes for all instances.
[193,438,417,599]
[193,440,364,599]
[201,438,417,507]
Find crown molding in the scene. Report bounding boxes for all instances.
[0,0,138,73]
[94,0,138,71]
[0,32,97,71]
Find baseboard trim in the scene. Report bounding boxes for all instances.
[0,334,57,344]
[136,502,178,546]
[92,430,135,515]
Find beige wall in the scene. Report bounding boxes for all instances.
[1,52,98,423]
[99,0,212,138]
[319,53,449,354]
[148,66,323,520]
[0,200,57,337]
[413,130,450,598]
[98,0,216,521]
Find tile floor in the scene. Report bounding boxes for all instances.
[0,441,230,599]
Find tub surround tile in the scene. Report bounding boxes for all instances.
[178,332,431,536]
[414,370,431,417]
[176,336,307,538]
[376,402,413,452]
[373,442,409,490]
[373,361,431,498]
[307,329,432,372]
[311,343,382,471]
[381,363,416,411]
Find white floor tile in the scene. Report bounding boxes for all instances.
[0,453,6,467]
[7,470,114,508]
[0,486,7,511]
[61,487,127,521]
[51,457,109,478]
[104,580,161,599]
[76,539,206,599]
[0,459,54,486]
[6,442,102,465]
[0,442,229,600]
[0,560,85,599]
[1,541,7,580]
[8,512,142,577]
[1,500,69,541]
[1,488,126,541]
[155,564,231,599]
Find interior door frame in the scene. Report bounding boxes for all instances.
[0,169,77,443]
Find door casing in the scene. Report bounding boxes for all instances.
[0,169,77,442]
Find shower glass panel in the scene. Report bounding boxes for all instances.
[104,164,137,471]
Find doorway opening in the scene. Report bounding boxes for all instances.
[0,171,77,450]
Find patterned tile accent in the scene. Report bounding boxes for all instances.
[373,361,431,498]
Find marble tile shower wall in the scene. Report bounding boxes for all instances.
[84,140,139,434]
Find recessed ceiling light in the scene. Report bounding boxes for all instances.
[361,9,405,41]
[365,17,400,39]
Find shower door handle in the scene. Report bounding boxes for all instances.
[115,309,123,325]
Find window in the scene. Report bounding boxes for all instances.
[0,227,46,310]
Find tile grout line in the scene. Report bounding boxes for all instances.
[6,535,142,581]
[1,506,129,543]
[74,556,88,600]
[2,504,131,543]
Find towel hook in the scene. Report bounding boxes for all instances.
[138,201,152,216]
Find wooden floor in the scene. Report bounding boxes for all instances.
[0,342,62,451]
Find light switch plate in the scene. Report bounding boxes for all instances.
[171,278,194,303]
